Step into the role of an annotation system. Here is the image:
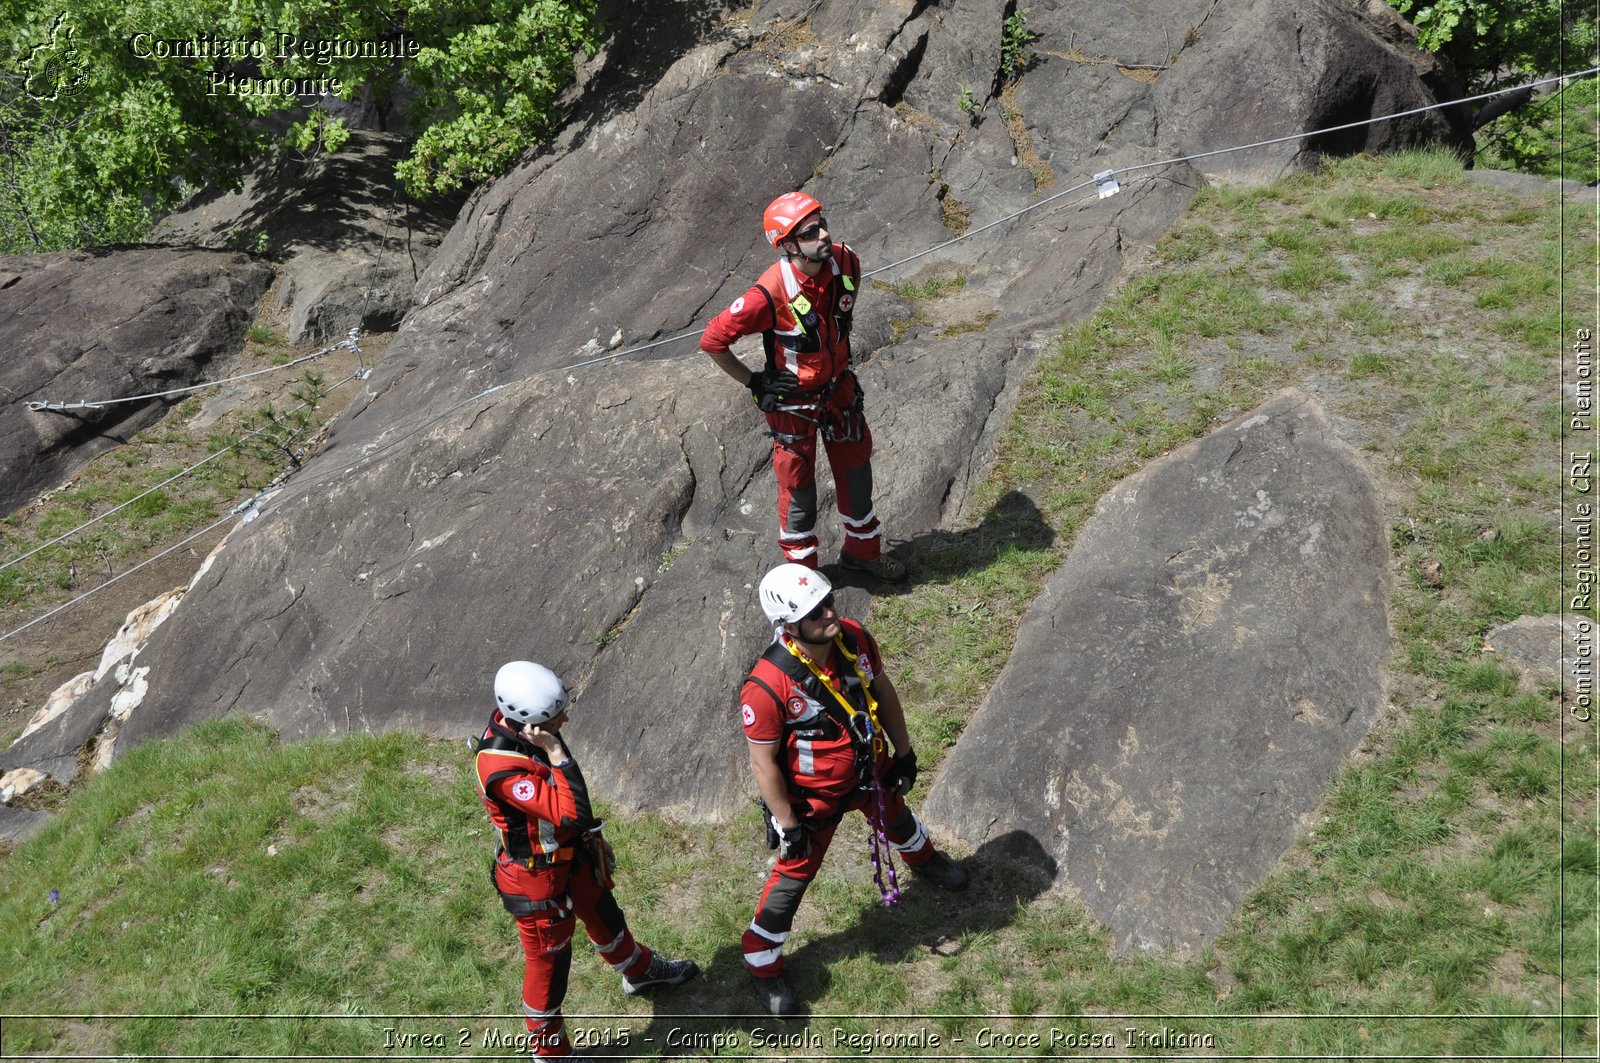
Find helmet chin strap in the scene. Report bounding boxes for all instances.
[783,242,831,267]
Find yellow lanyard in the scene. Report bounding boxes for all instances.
[781,633,885,757]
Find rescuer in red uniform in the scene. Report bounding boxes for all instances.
[700,191,908,582]
[738,564,968,1017]
[474,661,698,1059]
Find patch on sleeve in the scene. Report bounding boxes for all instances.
[741,703,756,727]
[511,779,536,803]
[730,296,746,315]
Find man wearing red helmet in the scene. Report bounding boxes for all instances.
[700,191,907,582]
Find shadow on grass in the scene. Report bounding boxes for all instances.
[619,831,1058,1054]
[827,489,1057,600]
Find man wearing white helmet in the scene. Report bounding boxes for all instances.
[737,564,967,1017]
[699,190,907,582]
[474,661,698,1059]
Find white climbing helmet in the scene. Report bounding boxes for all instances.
[493,661,568,726]
[758,563,833,625]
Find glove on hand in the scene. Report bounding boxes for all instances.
[776,821,810,862]
[748,368,800,412]
[884,749,918,795]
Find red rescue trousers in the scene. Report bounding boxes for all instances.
[741,790,934,978]
[495,852,653,1058]
[766,373,882,567]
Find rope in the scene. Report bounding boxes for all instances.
[0,510,240,644]
[0,373,358,644]
[348,174,406,378]
[25,338,355,413]
[867,778,902,906]
[5,69,1592,638]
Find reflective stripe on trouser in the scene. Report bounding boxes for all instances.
[742,788,934,976]
[514,910,575,1057]
[500,854,652,1056]
[765,395,879,566]
[572,859,653,981]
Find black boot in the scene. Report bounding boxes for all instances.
[910,850,969,891]
[622,954,700,995]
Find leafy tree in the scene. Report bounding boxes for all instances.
[1,0,272,250]
[1478,74,1600,185]
[0,0,599,254]
[1385,2,1597,181]
[1386,0,1595,94]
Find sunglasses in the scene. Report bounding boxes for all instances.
[793,217,828,241]
[802,593,836,623]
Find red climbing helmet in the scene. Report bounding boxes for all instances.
[762,191,824,250]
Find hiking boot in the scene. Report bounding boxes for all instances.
[621,954,700,995]
[910,850,969,892]
[838,551,908,582]
[754,974,801,1018]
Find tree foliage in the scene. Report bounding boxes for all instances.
[1479,74,1600,185]
[1385,2,1597,181]
[0,0,599,254]
[1385,1,1596,92]
[1388,1,1600,87]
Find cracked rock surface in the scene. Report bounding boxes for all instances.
[0,249,272,517]
[105,0,1457,820]
[924,391,1391,957]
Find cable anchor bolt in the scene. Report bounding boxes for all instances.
[1094,169,1121,199]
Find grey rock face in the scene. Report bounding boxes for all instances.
[0,679,115,790]
[0,804,51,847]
[0,249,272,517]
[152,131,465,345]
[102,1,1446,820]
[1153,0,1470,181]
[923,391,1390,957]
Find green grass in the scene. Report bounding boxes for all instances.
[1,149,1594,1059]
[0,376,340,635]
[877,271,967,301]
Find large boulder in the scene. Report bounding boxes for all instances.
[1152,0,1471,182]
[88,0,1451,820]
[923,391,1391,956]
[0,248,272,517]
[151,131,466,345]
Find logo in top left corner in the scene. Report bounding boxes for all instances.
[24,14,89,101]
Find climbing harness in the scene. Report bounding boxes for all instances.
[777,630,886,768]
[750,251,864,445]
[761,630,902,905]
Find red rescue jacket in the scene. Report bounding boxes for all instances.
[474,713,593,866]
[699,245,861,392]
[739,618,886,802]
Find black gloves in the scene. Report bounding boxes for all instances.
[884,750,918,795]
[776,822,810,861]
[748,367,800,412]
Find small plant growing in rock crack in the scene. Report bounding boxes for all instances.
[1001,7,1035,80]
[957,84,980,121]
[218,370,326,471]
